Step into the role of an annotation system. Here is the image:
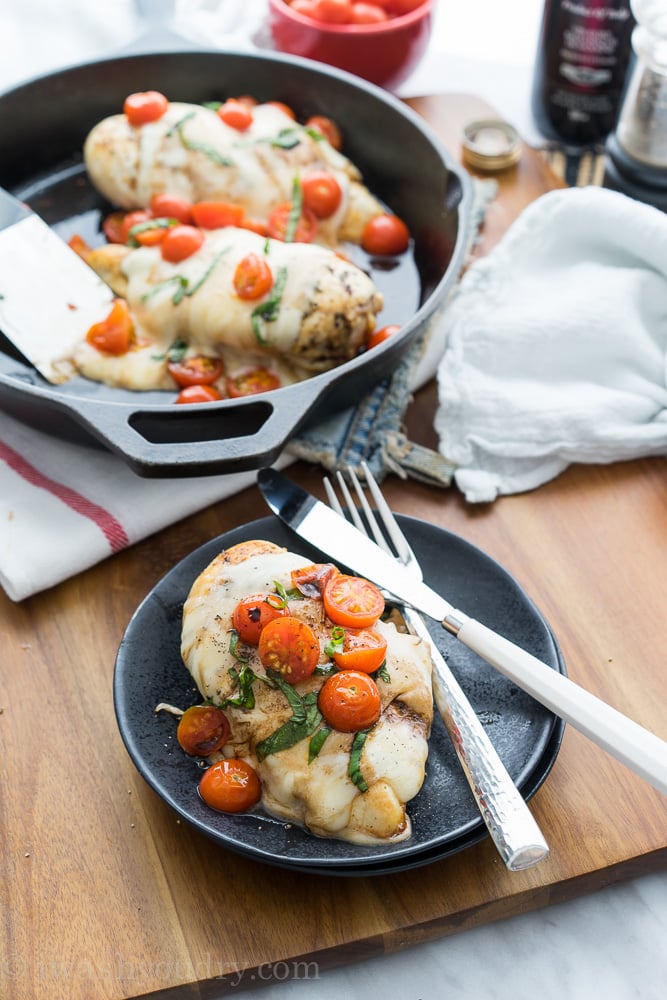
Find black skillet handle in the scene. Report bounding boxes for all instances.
[61,378,325,477]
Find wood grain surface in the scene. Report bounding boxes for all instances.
[2,94,666,1000]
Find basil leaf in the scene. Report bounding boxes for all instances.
[308,727,331,764]
[168,111,234,166]
[250,266,288,344]
[126,217,177,247]
[349,730,370,792]
[222,663,258,710]
[167,338,189,363]
[374,662,390,684]
[255,680,323,761]
[284,177,303,244]
[324,625,345,659]
[141,275,188,304]
[270,127,302,150]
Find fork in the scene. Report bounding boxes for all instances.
[324,463,550,871]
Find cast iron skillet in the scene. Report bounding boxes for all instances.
[0,47,471,477]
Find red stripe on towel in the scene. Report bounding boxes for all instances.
[0,441,129,552]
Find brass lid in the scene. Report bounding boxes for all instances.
[461,119,522,172]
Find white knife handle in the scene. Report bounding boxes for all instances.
[403,607,549,870]
[453,616,667,796]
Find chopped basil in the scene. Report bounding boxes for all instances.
[255,678,322,762]
[250,265,288,344]
[126,217,177,247]
[167,338,188,363]
[374,662,390,684]
[284,177,303,244]
[323,625,345,659]
[308,726,331,763]
[201,101,222,110]
[222,662,259,711]
[229,630,249,665]
[168,111,234,166]
[313,662,337,677]
[270,127,303,150]
[349,730,370,792]
[141,247,229,306]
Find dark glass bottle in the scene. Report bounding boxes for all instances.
[531,0,636,145]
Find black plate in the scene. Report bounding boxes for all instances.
[113,515,565,876]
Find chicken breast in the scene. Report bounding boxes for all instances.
[83,101,383,246]
[180,540,434,845]
[74,227,383,391]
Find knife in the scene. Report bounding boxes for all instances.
[0,185,114,383]
[257,467,667,796]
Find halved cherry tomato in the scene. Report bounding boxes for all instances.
[177,705,231,757]
[85,299,134,355]
[350,2,389,22]
[118,210,153,244]
[191,201,245,230]
[67,233,92,260]
[235,94,259,108]
[160,224,205,262]
[226,368,281,397]
[124,90,169,126]
[149,193,194,224]
[367,323,400,349]
[265,101,296,120]
[102,211,129,244]
[218,99,254,131]
[331,628,388,674]
[126,218,177,247]
[175,384,222,404]
[305,114,343,150]
[301,171,343,219]
[291,563,339,598]
[233,253,274,300]
[232,592,289,645]
[199,758,261,813]
[323,573,385,628]
[167,355,224,388]
[258,616,320,683]
[361,213,410,256]
[318,670,381,732]
[267,201,318,243]
[240,217,270,237]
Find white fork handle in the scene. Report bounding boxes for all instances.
[454,617,667,796]
[403,606,550,870]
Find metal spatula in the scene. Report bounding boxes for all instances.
[0,186,114,383]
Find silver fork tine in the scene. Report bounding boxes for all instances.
[326,464,550,872]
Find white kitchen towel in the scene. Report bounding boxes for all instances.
[435,186,667,503]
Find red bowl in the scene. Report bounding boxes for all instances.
[268,0,434,91]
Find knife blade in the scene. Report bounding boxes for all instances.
[0,185,114,383]
[257,467,667,796]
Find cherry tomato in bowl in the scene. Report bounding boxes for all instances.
[199,758,262,813]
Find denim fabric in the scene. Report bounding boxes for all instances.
[288,178,496,485]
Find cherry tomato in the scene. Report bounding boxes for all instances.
[312,0,353,22]
[232,593,289,645]
[290,0,320,16]
[102,210,128,244]
[119,210,153,244]
[350,1,389,21]
[361,213,410,256]
[67,233,92,260]
[175,384,222,404]
[318,670,381,732]
[240,217,270,237]
[367,323,400,349]
[291,563,339,598]
[177,705,231,757]
[218,99,254,131]
[160,224,205,262]
[167,355,224,387]
[226,368,281,397]
[233,253,274,300]
[199,758,261,813]
[235,94,259,108]
[258,616,321,683]
[265,101,297,120]
[385,0,427,12]
[85,299,134,355]
[331,628,388,674]
[305,114,343,150]
[149,193,194,224]
[191,201,245,230]
[323,573,385,628]
[267,201,318,243]
[301,171,343,219]
[124,90,169,126]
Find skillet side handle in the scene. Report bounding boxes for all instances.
[453,617,667,797]
[61,390,313,477]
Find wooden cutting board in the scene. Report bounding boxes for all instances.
[2,94,666,1000]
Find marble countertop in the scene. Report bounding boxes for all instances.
[1,1,665,997]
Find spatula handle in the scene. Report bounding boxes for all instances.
[454,616,667,796]
[403,606,550,870]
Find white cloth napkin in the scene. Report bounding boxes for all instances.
[435,186,667,503]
